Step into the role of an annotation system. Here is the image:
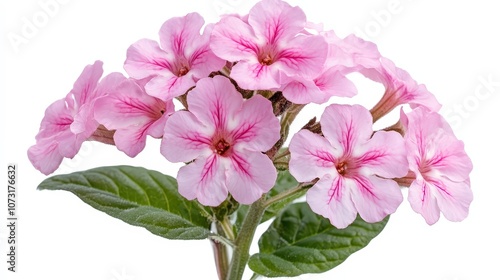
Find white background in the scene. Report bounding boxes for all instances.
[1,0,499,280]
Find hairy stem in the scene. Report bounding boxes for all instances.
[226,197,266,280]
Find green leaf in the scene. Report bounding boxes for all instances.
[235,171,305,229]
[37,166,211,240]
[248,202,389,277]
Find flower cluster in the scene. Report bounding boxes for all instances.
[29,0,472,228]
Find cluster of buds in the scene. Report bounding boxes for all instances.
[29,0,472,228]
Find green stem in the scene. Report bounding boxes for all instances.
[226,197,266,280]
[263,181,315,209]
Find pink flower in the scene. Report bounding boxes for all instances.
[279,31,380,104]
[124,13,225,101]
[28,61,123,175]
[402,108,473,224]
[161,76,280,206]
[94,77,175,157]
[361,57,441,122]
[289,104,408,228]
[210,0,327,90]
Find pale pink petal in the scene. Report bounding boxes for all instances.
[408,179,441,225]
[274,35,327,79]
[70,104,99,138]
[231,60,280,90]
[306,174,357,229]
[186,76,243,130]
[248,0,306,44]
[94,80,165,129]
[71,72,128,136]
[356,130,408,178]
[428,139,472,182]
[289,130,338,182]
[27,139,64,175]
[124,39,173,79]
[431,178,473,222]
[320,104,373,155]
[70,60,103,106]
[281,78,325,104]
[36,98,74,140]
[226,150,277,204]
[210,16,260,62]
[349,175,403,223]
[177,154,229,206]
[230,94,280,151]
[94,72,128,97]
[404,108,472,181]
[113,126,150,157]
[54,129,80,158]
[188,32,225,80]
[147,103,174,138]
[314,67,358,98]
[161,110,212,163]
[159,13,205,56]
[145,73,195,100]
[326,32,381,70]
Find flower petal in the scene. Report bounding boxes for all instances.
[36,98,74,140]
[356,130,408,178]
[314,67,358,98]
[27,139,64,175]
[124,38,173,79]
[94,79,165,129]
[230,94,280,151]
[70,60,103,106]
[320,104,373,155]
[289,130,338,182]
[248,0,306,44]
[113,126,150,157]
[408,179,441,225]
[145,73,195,100]
[226,150,277,204]
[187,76,242,130]
[275,34,327,79]
[177,154,228,206]
[306,174,357,229]
[429,177,473,222]
[210,16,260,62]
[159,12,205,58]
[281,77,325,104]
[349,175,403,223]
[161,110,212,163]
[230,61,280,89]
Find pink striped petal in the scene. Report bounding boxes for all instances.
[186,76,243,131]
[159,12,205,58]
[289,130,338,182]
[70,60,103,106]
[356,130,408,178]
[431,178,473,222]
[124,38,173,79]
[320,104,373,155]
[248,0,306,44]
[177,154,229,206]
[230,94,280,151]
[210,16,260,62]
[161,110,212,163]
[408,179,442,225]
[28,138,64,175]
[226,150,277,204]
[275,35,327,79]
[145,73,195,100]
[306,174,357,229]
[349,175,403,223]
[230,61,280,89]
